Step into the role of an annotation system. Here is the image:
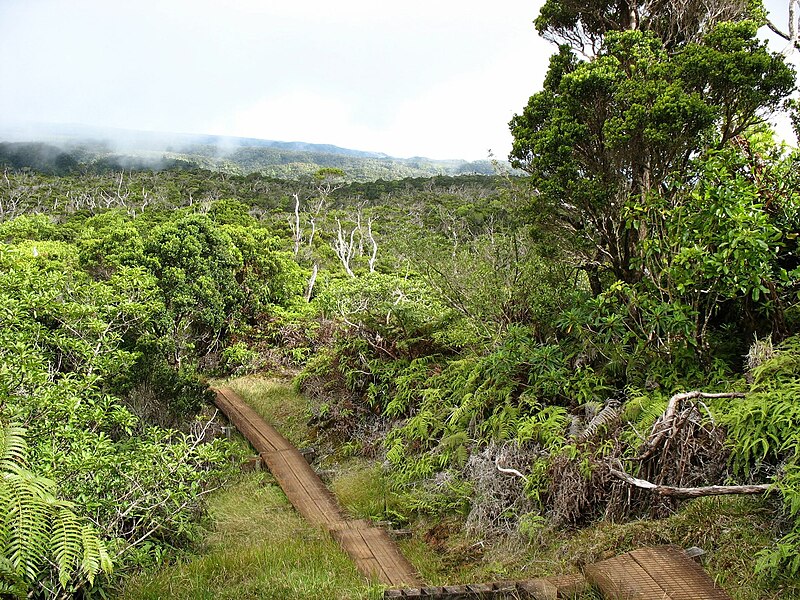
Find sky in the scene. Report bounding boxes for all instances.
[0,0,797,160]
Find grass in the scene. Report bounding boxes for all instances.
[118,473,383,600]
[328,460,404,523]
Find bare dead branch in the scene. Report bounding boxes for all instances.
[495,456,529,483]
[333,218,356,277]
[609,466,774,498]
[291,193,301,257]
[767,0,800,51]
[641,391,745,459]
[367,217,378,273]
[305,263,318,302]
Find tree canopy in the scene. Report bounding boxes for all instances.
[510,4,795,285]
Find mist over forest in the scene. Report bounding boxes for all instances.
[0,122,501,180]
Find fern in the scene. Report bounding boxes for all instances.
[0,557,26,599]
[3,471,52,582]
[0,420,113,596]
[52,506,85,587]
[720,336,800,580]
[516,406,568,449]
[80,524,113,585]
[0,424,27,474]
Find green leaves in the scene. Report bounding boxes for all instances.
[679,21,796,142]
[0,421,113,595]
[0,209,244,595]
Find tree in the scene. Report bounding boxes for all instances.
[510,5,795,287]
[144,214,243,366]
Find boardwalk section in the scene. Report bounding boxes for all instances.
[213,386,422,588]
[260,446,343,527]
[386,546,730,599]
[385,573,587,599]
[584,545,731,599]
[213,386,294,454]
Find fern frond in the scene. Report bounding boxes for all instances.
[79,524,111,585]
[2,473,51,582]
[0,556,26,599]
[0,420,113,593]
[580,400,621,441]
[0,424,28,474]
[52,506,85,588]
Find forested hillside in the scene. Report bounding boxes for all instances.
[2,0,800,598]
[0,132,500,181]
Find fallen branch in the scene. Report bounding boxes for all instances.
[609,466,773,499]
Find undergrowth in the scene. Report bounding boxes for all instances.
[127,377,799,600]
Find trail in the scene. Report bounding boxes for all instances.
[213,386,422,587]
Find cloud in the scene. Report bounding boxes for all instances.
[210,91,374,147]
[0,0,550,158]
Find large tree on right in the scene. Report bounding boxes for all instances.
[510,0,795,288]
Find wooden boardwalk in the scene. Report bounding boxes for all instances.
[584,545,731,599]
[387,546,730,600]
[213,386,422,587]
[384,573,587,599]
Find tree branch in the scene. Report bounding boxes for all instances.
[609,466,774,498]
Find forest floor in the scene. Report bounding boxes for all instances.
[120,376,789,600]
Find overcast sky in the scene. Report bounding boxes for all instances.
[0,0,797,160]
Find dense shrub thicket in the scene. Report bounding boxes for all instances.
[0,202,306,597]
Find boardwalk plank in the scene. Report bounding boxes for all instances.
[358,527,419,586]
[216,388,294,452]
[517,579,558,600]
[546,573,589,597]
[585,553,667,599]
[630,547,731,600]
[262,450,340,526]
[586,545,731,600]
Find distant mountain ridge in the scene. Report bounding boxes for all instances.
[0,122,388,157]
[0,122,508,181]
